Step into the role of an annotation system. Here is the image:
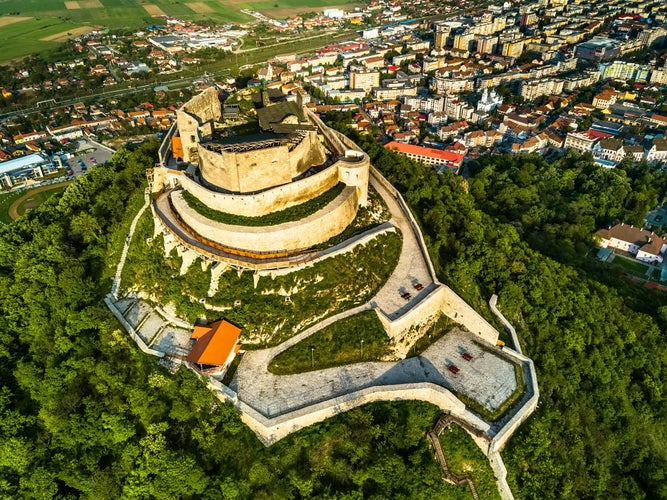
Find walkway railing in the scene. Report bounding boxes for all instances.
[428,414,480,500]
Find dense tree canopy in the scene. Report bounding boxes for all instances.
[2,127,667,498]
[343,127,667,499]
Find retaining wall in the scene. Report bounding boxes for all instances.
[179,160,339,217]
[170,186,359,253]
[211,380,490,446]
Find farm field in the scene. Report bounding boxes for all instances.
[0,0,364,61]
[0,18,90,61]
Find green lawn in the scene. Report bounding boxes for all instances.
[0,190,24,225]
[181,182,346,226]
[268,310,390,374]
[0,181,70,224]
[0,1,254,63]
[439,424,501,500]
[610,255,651,277]
[0,18,82,61]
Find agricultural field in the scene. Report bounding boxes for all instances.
[0,17,91,61]
[0,0,362,61]
[235,0,363,18]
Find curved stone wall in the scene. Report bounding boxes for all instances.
[170,186,359,253]
[179,151,370,217]
[198,131,327,193]
[179,165,340,217]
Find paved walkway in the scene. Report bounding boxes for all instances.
[367,174,434,318]
[111,188,150,298]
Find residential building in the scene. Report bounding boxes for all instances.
[646,138,667,165]
[593,89,618,109]
[564,131,598,153]
[596,223,667,264]
[385,141,464,172]
[349,69,380,93]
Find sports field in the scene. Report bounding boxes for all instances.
[0,181,71,224]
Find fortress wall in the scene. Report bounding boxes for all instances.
[489,350,539,453]
[199,144,293,193]
[182,87,221,123]
[226,382,490,446]
[375,285,499,346]
[440,286,499,345]
[375,286,449,341]
[171,187,359,252]
[290,130,328,174]
[199,131,327,194]
[180,164,340,217]
[176,109,200,163]
[337,155,370,206]
[177,88,222,163]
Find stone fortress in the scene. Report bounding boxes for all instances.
[110,87,538,500]
[149,87,370,271]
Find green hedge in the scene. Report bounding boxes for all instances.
[181,182,346,226]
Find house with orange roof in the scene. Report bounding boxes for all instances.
[186,319,242,373]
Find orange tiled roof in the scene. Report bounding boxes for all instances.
[186,320,241,366]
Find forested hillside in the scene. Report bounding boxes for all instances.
[0,142,485,499]
[2,133,666,498]
[346,127,667,499]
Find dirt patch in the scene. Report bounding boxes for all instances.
[64,1,81,9]
[40,25,96,42]
[0,16,32,27]
[186,2,215,14]
[8,181,72,221]
[79,0,103,7]
[143,4,167,16]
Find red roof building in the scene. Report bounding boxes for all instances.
[186,320,241,371]
[385,141,464,173]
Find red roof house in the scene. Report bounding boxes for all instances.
[186,320,241,371]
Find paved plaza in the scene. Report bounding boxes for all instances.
[233,328,518,418]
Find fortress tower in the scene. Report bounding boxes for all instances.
[149,87,370,272]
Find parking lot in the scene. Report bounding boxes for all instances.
[62,139,114,177]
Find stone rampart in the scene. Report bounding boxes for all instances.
[170,186,359,253]
[176,88,222,163]
[489,349,539,453]
[179,165,338,217]
[304,108,346,155]
[158,123,177,167]
[337,154,370,207]
[440,286,499,345]
[182,86,222,124]
[211,380,490,446]
[375,286,448,340]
